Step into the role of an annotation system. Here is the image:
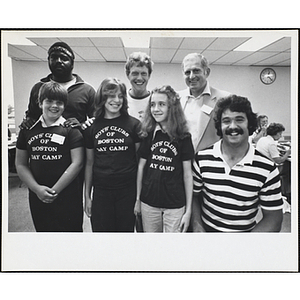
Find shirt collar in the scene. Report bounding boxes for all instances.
[188,81,211,99]
[152,124,165,140]
[30,115,66,130]
[213,139,255,165]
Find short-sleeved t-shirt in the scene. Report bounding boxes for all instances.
[127,91,150,121]
[256,135,280,160]
[17,122,84,188]
[84,114,141,189]
[138,129,194,209]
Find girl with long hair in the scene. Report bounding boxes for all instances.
[84,78,141,232]
[134,85,194,232]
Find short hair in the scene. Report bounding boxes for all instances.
[214,94,257,137]
[38,82,68,106]
[141,85,189,140]
[181,53,209,71]
[94,78,128,119]
[125,52,153,76]
[267,123,285,136]
[257,114,268,126]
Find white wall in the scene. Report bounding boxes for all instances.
[12,60,291,137]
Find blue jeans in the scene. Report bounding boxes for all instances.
[141,202,185,232]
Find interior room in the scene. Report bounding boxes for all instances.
[3,29,296,233]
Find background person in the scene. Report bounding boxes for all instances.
[251,114,268,144]
[256,122,291,203]
[134,85,194,233]
[84,78,141,232]
[125,52,154,120]
[192,95,283,232]
[178,53,231,153]
[15,82,84,232]
[256,122,291,165]
[82,51,153,129]
[19,41,95,130]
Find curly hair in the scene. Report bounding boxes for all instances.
[141,85,189,141]
[125,52,154,76]
[267,123,285,136]
[38,81,68,106]
[214,95,257,137]
[94,78,128,119]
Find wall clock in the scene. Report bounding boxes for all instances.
[260,68,276,85]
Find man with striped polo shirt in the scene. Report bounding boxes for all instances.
[192,95,283,232]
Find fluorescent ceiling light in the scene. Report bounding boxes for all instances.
[121,32,151,48]
[234,35,284,52]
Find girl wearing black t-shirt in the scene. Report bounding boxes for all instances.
[84,78,141,232]
[134,85,194,232]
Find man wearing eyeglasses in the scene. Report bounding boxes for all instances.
[178,53,231,153]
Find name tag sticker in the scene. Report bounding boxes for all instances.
[201,104,213,115]
[51,134,65,145]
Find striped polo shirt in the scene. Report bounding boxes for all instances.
[192,140,283,232]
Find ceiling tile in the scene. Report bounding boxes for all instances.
[201,50,229,63]
[8,44,39,60]
[208,37,250,51]
[214,51,253,64]
[179,37,216,50]
[27,37,61,47]
[90,37,123,47]
[171,49,196,63]
[253,52,292,65]
[150,48,177,63]
[55,37,94,47]
[98,47,126,62]
[233,52,277,65]
[150,37,183,49]
[7,35,291,67]
[72,46,105,61]
[124,48,150,57]
[275,59,291,66]
[260,37,291,52]
[12,45,48,60]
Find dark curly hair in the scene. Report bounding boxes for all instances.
[266,123,285,136]
[214,95,257,137]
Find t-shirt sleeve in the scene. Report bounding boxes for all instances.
[181,134,194,161]
[259,165,283,210]
[68,128,84,149]
[16,129,27,150]
[269,143,281,159]
[83,126,94,149]
[131,118,142,143]
[192,153,202,194]
[138,135,151,159]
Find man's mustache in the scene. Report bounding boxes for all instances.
[225,128,244,135]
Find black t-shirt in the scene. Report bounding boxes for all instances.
[84,114,141,189]
[17,122,84,189]
[138,130,194,208]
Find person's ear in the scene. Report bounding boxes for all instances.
[205,68,211,77]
